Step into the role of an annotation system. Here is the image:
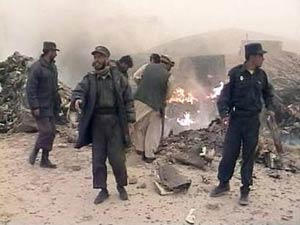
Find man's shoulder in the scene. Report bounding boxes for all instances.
[29,60,42,70]
[82,71,96,80]
[146,63,161,69]
[110,65,122,75]
[257,67,267,76]
[228,64,244,77]
[108,66,126,82]
[145,63,168,75]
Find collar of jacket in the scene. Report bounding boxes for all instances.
[95,66,111,79]
[39,57,55,69]
[241,62,259,74]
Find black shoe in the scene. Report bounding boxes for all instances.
[117,185,128,201]
[40,150,57,169]
[94,189,109,204]
[239,186,250,206]
[29,148,39,165]
[210,182,230,197]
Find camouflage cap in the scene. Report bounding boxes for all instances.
[160,55,175,67]
[91,46,110,57]
[43,41,60,51]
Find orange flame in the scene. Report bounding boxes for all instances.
[168,87,198,104]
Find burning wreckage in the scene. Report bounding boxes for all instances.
[157,49,300,182]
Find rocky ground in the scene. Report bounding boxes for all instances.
[1,133,300,225]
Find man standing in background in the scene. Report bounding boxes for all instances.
[133,53,161,85]
[114,55,134,79]
[132,55,174,162]
[26,41,61,169]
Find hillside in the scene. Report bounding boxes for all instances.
[146,28,300,57]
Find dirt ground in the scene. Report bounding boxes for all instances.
[0,133,300,225]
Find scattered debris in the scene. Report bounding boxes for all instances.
[56,143,68,148]
[57,126,78,143]
[185,208,196,224]
[158,119,225,169]
[63,164,82,172]
[201,175,210,184]
[205,203,220,210]
[154,181,173,196]
[266,113,283,154]
[128,176,138,185]
[154,164,191,195]
[173,152,206,170]
[136,182,147,189]
[266,169,281,179]
[281,215,293,221]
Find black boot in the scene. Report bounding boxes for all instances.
[29,148,40,165]
[210,182,230,197]
[94,189,109,204]
[239,186,250,206]
[40,150,57,169]
[117,185,128,201]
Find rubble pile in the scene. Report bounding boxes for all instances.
[158,117,300,173]
[264,52,300,92]
[256,136,300,174]
[0,52,71,133]
[263,52,300,143]
[0,52,33,133]
[158,119,226,170]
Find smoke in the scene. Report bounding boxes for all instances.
[0,0,174,86]
[1,0,300,86]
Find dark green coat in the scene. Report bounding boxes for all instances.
[26,57,61,117]
[134,63,170,111]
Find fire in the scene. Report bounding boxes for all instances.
[177,112,195,126]
[206,81,224,99]
[168,87,198,104]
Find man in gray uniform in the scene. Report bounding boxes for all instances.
[27,41,61,169]
[72,46,135,204]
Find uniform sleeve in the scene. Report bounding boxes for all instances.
[217,71,234,118]
[71,76,89,107]
[26,65,40,109]
[133,64,147,85]
[53,67,62,114]
[262,73,275,111]
[122,77,136,123]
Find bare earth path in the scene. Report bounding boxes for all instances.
[0,133,300,225]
